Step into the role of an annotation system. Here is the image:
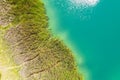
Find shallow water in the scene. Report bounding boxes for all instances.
[43,0,120,80]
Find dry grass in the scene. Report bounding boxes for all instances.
[0,0,82,80]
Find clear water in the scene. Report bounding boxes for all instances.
[43,0,120,80]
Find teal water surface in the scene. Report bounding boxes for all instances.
[43,0,120,80]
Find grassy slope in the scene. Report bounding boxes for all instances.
[0,0,82,80]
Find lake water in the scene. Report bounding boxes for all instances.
[43,0,120,80]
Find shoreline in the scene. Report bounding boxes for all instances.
[43,1,90,80]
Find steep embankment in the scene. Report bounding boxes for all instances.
[0,0,82,80]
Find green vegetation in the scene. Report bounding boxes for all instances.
[0,0,82,80]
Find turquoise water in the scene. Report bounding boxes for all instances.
[43,0,120,80]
